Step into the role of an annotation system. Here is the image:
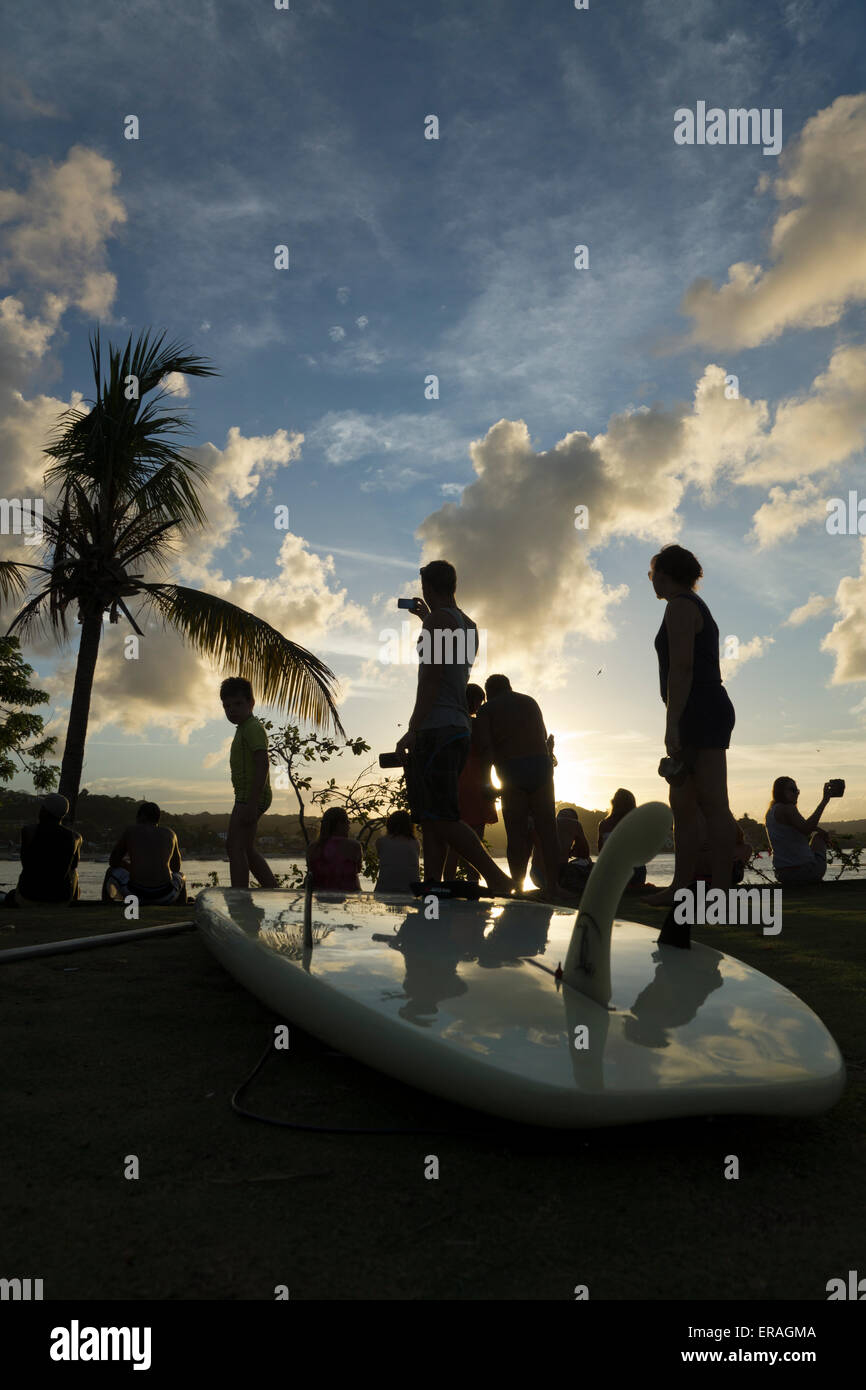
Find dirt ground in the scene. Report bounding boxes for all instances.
[1,892,863,1301]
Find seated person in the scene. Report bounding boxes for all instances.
[529,807,592,891]
[597,789,647,889]
[4,793,81,907]
[307,807,362,891]
[695,824,752,886]
[765,777,841,886]
[103,802,187,905]
[375,810,421,893]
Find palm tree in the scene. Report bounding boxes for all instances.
[0,329,344,820]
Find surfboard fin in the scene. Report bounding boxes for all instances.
[563,802,673,1006]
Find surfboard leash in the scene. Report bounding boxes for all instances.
[230,1035,522,1138]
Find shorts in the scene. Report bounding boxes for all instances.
[405,727,470,822]
[679,684,736,750]
[775,848,827,886]
[497,753,553,796]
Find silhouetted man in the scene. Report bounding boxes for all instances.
[473,675,562,894]
[104,801,186,905]
[395,560,512,893]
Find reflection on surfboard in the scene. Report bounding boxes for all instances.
[195,804,846,1129]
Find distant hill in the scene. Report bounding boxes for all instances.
[0,789,319,854]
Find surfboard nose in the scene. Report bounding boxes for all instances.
[563,801,673,1004]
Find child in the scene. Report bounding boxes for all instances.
[220,676,277,889]
[375,810,421,893]
[307,807,362,891]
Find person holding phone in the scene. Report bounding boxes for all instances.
[394,561,513,894]
[764,777,844,885]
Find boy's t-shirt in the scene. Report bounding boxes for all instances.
[230,715,273,812]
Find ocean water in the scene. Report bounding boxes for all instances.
[3,850,845,898]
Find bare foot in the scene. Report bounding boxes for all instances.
[485,872,515,896]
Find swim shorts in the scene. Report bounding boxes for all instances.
[497,753,553,796]
[405,726,470,822]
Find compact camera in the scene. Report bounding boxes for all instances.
[379,751,406,769]
[658,755,690,787]
[827,778,846,797]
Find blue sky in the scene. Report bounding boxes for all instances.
[2,0,866,818]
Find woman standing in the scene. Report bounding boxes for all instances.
[646,545,736,905]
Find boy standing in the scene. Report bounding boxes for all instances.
[220,677,277,889]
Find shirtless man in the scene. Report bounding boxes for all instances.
[106,802,186,905]
[473,675,561,895]
[395,560,513,894]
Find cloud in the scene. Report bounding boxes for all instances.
[720,635,774,681]
[784,593,833,626]
[355,315,368,329]
[160,371,190,397]
[0,145,126,316]
[328,325,346,342]
[177,425,304,578]
[0,73,60,119]
[739,345,866,487]
[681,94,866,349]
[821,541,866,684]
[415,414,689,668]
[748,482,825,548]
[307,409,467,472]
[336,286,350,304]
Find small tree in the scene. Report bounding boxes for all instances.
[0,635,58,801]
[266,723,410,885]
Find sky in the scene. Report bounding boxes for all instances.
[2,0,866,819]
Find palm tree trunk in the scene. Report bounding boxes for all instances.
[58,610,103,821]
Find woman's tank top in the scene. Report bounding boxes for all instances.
[765,806,814,868]
[655,592,722,702]
[417,605,476,731]
[310,836,361,890]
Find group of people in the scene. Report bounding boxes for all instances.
[2,795,187,909]
[3,551,845,909]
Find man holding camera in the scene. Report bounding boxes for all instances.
[764,777,844,885]
[393,560,513,894]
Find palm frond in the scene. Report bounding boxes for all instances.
[0,561,33,605]
[139,583,345,735]
[43,328,217,526]
[5,587,56,641]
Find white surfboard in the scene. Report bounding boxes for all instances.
[195,803,845,1128]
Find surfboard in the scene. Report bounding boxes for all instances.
[195,803,846,1128]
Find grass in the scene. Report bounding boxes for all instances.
[1,885,863,1301]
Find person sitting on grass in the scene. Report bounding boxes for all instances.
[598,789,647,890]
[765,777,841,886]
[103,802,187,906]
[695,823,752,887]
[374,810,421,894]
[308,806,362,891]
[221,676,277,890]
[529,807,592,892]
[3,793,82,908]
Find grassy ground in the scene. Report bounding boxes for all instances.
[1,886,863,1301]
